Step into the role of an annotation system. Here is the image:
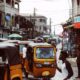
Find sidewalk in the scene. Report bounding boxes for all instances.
[51,57,78,80]
[67,57,78,79]
[67,57,77,67]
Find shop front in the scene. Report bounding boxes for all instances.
[73,16,80,28]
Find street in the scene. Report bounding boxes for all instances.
[0,0,80,80]
[23,43,78,80]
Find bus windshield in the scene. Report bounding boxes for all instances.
[36,47,54,59]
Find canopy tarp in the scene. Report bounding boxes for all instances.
[8,33,22,38]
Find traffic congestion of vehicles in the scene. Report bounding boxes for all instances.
[0,37,58,80]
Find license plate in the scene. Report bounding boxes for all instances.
[44,62,50,64]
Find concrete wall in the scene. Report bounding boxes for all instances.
[72,0,80,17]
[0,2,19,15]
[23,15,49,34]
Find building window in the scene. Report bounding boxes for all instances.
[43,26,47,31]
[6,0,11,4]
[77,0,80,5]
[39,19,42,22]
[12,0,14,7]
[39,19,46,23]
[14,2,18,9]
[15,15,19,24]
[31,19,36,24]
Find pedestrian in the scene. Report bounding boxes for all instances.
[51,41,57,52]
[27,47,33,71]
[76,45,80,79]
[22,44,28,62]
[59,50,73,80]
[22,44,28,78]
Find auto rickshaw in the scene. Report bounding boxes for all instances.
[20,42,57,79]
[0,42,23,80]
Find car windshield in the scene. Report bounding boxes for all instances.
[36,47,54,59]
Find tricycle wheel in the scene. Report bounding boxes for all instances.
[12,77,20,80]
[25,72,28,78]
[43,78,50,80]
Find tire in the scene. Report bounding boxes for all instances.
[25,72,28,78]
[43,78,50,80]
[12,77,20,80]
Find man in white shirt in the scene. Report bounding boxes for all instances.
[22,44,28,59]
[22,44,28,78]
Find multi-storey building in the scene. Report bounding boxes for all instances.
[72,0,80,43]
[71,0,80,28]
[72,0,80,17]
[72,0,80,24]
[0,0,20,38]
[21,14,50,36]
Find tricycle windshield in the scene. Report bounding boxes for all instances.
[36,47,54,59]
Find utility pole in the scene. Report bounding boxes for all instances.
[54,25,55,36]
[49,18,51,34]
[30,14,32,39]
[33,8,36,17]
[49,18,56,35]
[33,8,36,38]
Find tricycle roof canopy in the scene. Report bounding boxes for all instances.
[0,43,21,66]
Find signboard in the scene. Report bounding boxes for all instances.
[73,16,80,28]
[73,22,80,28]
[74,16,80,22]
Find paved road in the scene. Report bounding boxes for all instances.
[23,66,78,80]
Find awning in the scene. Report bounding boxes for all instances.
[63,25,73,29]
[73,22,80,29]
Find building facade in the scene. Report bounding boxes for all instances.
[0,0,20,38]
[71,0,80,28]
[21,14,50,35]
[72,0,80,17]
[63,0,80,57]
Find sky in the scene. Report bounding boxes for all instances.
[20,0,72,35]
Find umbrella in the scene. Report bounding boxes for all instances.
[8,33,22,38]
